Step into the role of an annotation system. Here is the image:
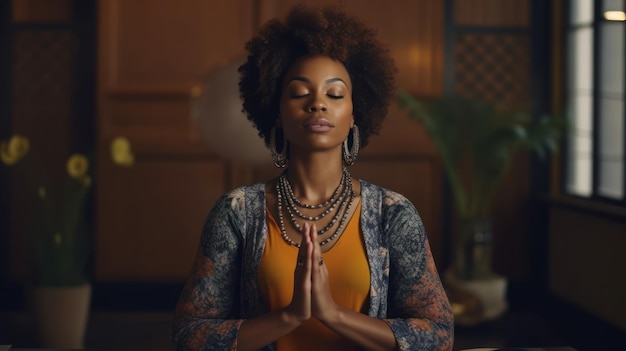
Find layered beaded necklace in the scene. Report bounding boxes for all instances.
[276,167,355,248]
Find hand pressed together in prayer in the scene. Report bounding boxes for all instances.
[289,222,338,325]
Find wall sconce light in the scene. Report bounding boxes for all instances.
[604,11,626,21]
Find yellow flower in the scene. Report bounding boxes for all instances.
[110,136,135,166]
[9,135,30,158]
[0,142,13,165]
[0,135,30,166]
[66,154,89,179]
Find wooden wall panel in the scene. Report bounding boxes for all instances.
[455,0,530,27]
[12,0,72,22]
[100,1,251,87]
[98,0,253,147]
[105,96,195,145]
[96,0,254,280]
[549,207,626,331]
[96,159,226,282]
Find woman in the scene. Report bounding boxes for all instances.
[173,4,453,351]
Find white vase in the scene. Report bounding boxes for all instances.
[33,283,91,349]
[444,269,508,326]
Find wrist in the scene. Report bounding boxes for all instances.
[280,307,305,327]
[317,302,342,326]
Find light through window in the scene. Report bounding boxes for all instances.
[565,0,625,203]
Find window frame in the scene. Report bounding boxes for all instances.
[562,0,626,207]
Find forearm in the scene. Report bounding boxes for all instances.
[237,307,303,351]
[321,305,398,351]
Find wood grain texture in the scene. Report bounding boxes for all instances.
[96,0,255,280]
[454,0,530,27]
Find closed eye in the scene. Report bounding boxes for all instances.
[291,93,309,99]
[328,94,344,99]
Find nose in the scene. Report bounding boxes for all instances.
[307,98,327,113]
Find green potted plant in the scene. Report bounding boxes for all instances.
[1,134,134,348]
[397,93,563,280]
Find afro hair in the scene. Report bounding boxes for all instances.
[238,3,397,148]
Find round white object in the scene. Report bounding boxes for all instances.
[193,58,271,166]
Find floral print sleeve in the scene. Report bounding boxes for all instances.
[381,190,454,351]
[173,188,247,351]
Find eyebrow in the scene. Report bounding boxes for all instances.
[288,76,348,86]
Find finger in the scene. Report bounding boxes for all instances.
[305,224,317,261]
[295,223,312,291]
[289,223,312,322]
[296,223,308,270]
[310,224,323,272]
[304,223,314,272]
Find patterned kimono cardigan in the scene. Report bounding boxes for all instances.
[173,180,454,351]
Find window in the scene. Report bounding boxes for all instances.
[565,0,626,204]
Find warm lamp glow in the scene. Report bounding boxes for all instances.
[604,11,626,21]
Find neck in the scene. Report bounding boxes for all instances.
[285,152,346,205]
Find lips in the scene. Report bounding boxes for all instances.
[305,119,332,127]
[304,119,334,132]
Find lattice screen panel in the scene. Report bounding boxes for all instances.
[11,29,75,180]
[454,32,530,110]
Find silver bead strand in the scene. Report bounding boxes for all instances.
[275,168,354,247]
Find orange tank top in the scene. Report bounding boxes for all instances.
[257,201,369,351]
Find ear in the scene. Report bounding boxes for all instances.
[350,115,355,128]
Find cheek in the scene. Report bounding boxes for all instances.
[338,104,354,134]
[337,101,354,122]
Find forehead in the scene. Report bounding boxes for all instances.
[283,55,351,86]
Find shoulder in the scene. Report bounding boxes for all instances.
[360,180,414,209]
[211,183,265,216]
[359,180,422,230]
[202,183,266,242]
